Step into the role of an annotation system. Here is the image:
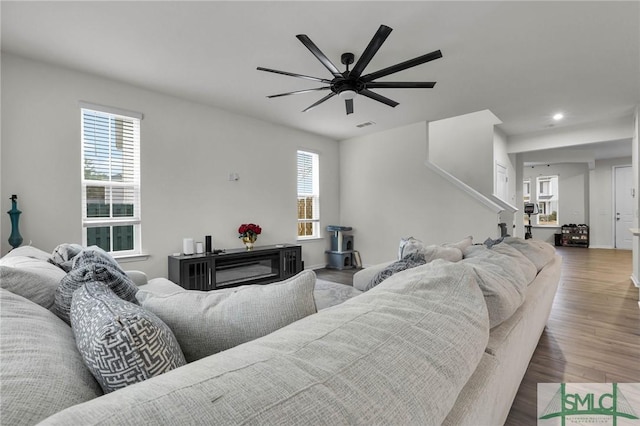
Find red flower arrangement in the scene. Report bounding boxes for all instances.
[238,223,262,239]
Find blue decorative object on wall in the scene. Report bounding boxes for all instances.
[7,194,23,249]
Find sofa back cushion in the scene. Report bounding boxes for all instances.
[2,245,53,261]
[488,242,538,284]
[0,289,102,425]
[71,282,186,393]
[502,237,556,272]
[136,270,318,362]
[0,256,65,310]
[462,245,530,328]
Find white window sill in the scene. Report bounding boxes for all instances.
[296,237,325,243]
[113,253,150,263]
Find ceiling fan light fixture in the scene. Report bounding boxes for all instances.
[339,89,357,100]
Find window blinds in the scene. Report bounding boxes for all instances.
[81,106,141,253]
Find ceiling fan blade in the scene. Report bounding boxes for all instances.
[345,98,354,115]
[362,50,443,82]
[267,87,330,98]
[296,34,343,78]
[302,92,336,112]
[350,24,393,79]
[366,82,436,89]
[359,89,399,108]
[257,67,331,84]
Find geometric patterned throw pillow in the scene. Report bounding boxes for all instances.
[71,282,186,394]
[55,260,139,325]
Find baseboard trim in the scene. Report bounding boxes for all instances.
[631,274,640,288]
[587,245,615,249]
[306,264,326,271]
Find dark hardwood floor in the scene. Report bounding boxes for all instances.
[315,267,359,285]
[316,247,640,425]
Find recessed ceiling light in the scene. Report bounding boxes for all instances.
[553,113,564,121]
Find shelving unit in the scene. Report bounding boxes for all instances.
[561,224,589,248]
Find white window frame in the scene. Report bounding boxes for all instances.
[80,102,143,256]
[297,150,320,240]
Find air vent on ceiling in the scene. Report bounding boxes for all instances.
[356,121,376,128]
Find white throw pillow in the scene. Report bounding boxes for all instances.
[136,270,318,362]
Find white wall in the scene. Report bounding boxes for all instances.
[1,53,340,277]
[428,110,502,197]
[339,121,498,265]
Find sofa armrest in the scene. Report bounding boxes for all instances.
[125,270,148,286]
[352,260,395,291]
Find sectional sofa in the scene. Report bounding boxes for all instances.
[0,236,560,425]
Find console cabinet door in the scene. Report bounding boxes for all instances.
[179,258,213,290]
[281,247,302,280]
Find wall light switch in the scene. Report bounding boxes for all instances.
[228,172,239,181]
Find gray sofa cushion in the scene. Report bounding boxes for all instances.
[502,237,556,272]
[136,270,318,362]
[461,245,530,328]
[71,282,186,394]
[2,245,53,261]
[55,256,139,324]
[489,241,538,284]
[0,255,66,310]
[0,289,102,425]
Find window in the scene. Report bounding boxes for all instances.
[535,175,559,226]
[297,150,319,239]
[81,104,142,255]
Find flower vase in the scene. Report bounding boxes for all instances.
[242,236,256,250]
[7,195,23,249]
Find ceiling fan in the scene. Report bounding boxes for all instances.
[257,24,442,115]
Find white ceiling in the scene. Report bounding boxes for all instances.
[2,1,639,143]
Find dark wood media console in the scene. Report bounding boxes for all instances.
[168,244,302,290]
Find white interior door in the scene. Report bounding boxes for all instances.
[496,163,508,202]
[614,165,634,250]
